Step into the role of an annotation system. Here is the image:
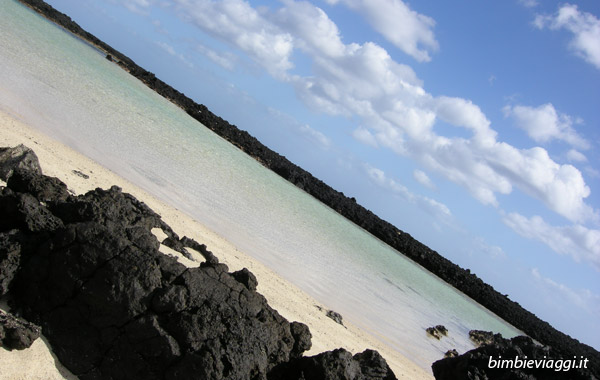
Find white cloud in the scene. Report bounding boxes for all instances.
[328,0,438,62]
[503,213,600,270]
[434,96,495,146]
[504,103,590,149]
[299,124,330,148]
[534,4,600,70]
[487,145,595,223]
[365,165,451,219]
[123,0,152,15]
[352,127,379,148]
[172,0,294,78]
[531,268,600,315]
[155,41,194,68]
[518,0,538,8]
[413,169,434,189]
[194,44,236,70]
[566,149,587,162]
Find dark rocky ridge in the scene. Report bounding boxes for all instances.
[0,145,397,379]
[13,0,600,376]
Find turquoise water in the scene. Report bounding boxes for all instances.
[0,0,522,371]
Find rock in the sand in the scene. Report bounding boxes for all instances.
[432,333,594,380]
[269,348,397,380]
[0,145,42,181]
[426,325,448,340]
[327,309,344,326]
[0,310,41,350]
[72,169,89,179]
[0,145,396,380]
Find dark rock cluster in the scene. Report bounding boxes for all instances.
[426,325,448,340]
[16,1,600,374]
[469,329,503,347]
[432,331,595,380]
[0,145,397,379]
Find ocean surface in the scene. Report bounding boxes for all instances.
[0,0,523,371]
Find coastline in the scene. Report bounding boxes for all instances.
[0,109,433,379]
[12,2,600,372]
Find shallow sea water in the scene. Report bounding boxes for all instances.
[0,0,523,371]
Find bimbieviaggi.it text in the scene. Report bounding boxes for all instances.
[488,355,589,371]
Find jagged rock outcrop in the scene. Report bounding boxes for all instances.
[432,333,595,380]
[0,146,396,379]
[0,309,41,350]
[0,145,42,181]
[269,348,397,380]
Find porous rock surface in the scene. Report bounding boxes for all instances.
[432,332,595,380]
[269,348,397,380]
[0,309,41,350]
[0,146,397,380]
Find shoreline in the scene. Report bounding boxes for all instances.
[0,109,433,379]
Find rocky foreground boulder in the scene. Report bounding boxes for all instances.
[432,331,595,380]
[0,145,397,380]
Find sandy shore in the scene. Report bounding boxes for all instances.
[0,108,433,380]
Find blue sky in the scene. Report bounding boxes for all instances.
[43,0,599,349]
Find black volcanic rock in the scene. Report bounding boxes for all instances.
[0,310,41,350]
[432,334,594,380]
[327,309,344,326]
[470,329,503,347]
[7,189,306,379]
[0,230,23,297]
[0,145,397,380]
[426,325,448,340]
[269,348,397,380]
[0,144,42,181]
[7,168,70,203]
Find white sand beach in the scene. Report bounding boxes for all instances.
[0,108,433,379]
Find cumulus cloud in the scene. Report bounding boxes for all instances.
[503,213,600,270]
[172,0,294,78]
[504,103,590,149]
[413,169,434,189]
[365,165,451,219]
[326,0,438,62]
[534,4,600,70]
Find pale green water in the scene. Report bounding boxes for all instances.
[0,0,522,371]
